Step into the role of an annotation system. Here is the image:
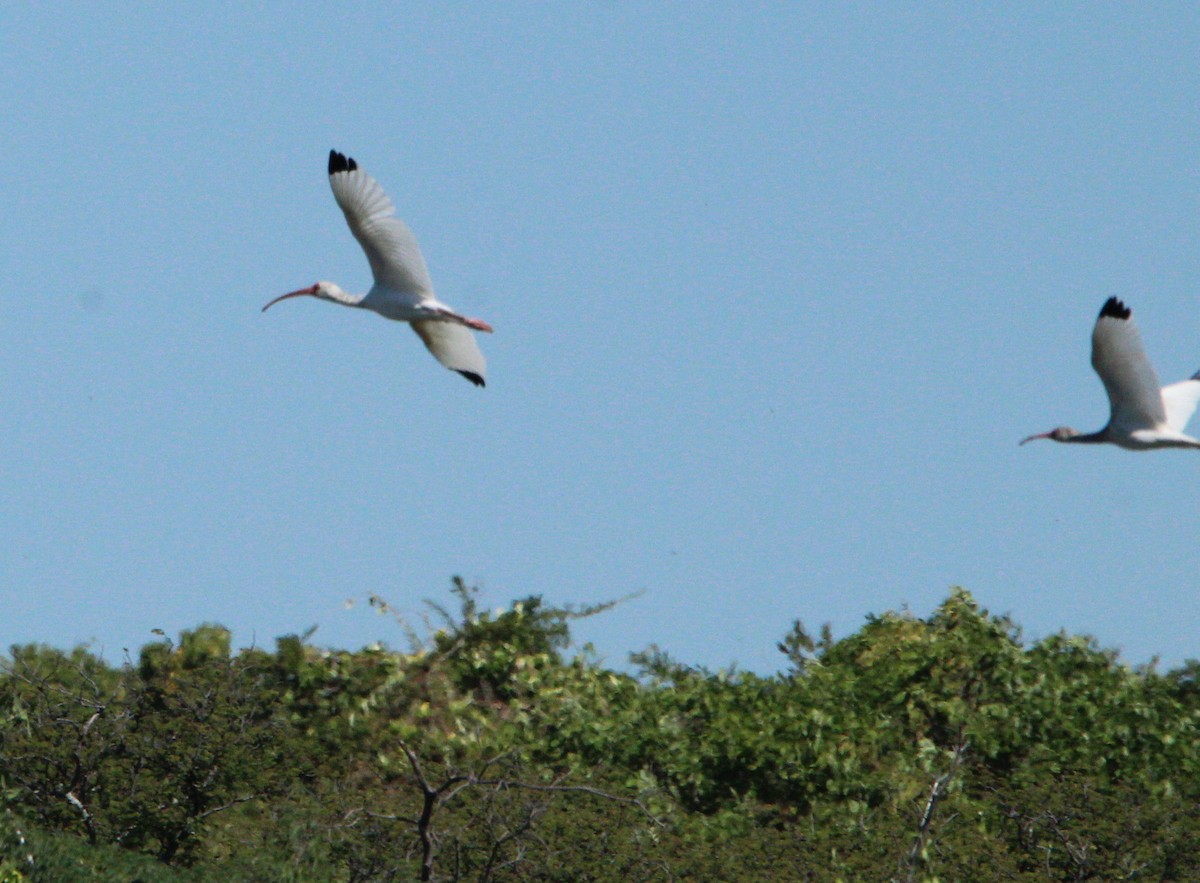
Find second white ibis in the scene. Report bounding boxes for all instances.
[264,150,492,386]
[1021,297,1200,450]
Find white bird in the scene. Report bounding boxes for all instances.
[264,150,492,386]
[1021,297,1200,450]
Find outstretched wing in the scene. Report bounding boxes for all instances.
[1090,297,1166,431]
[1162,369,1200,432]
[411,320,487,387]
[327,150,434,297]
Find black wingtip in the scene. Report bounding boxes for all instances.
[328,149,357,175]
[1099,296,1131,321]
[457,371,486,387]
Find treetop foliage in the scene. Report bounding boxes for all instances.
[2,581,1199,881]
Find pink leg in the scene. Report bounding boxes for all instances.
[438,308,493,333]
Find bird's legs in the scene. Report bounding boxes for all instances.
[436,307,493,333]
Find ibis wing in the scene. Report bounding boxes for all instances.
[327,151,434,296]
[1090,298,1166,430]
[411,320,487,387]
[1161,370,1200,432]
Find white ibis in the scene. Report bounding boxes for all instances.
[264,150,492,386]
[1021,297,1200,450]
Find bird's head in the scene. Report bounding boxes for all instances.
[1019,426,1080,445]
[262,281,352,312]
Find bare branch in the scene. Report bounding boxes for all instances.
[194,794,262,823]
[905,741,969,883]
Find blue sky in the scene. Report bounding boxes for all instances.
[3,5,1200,673]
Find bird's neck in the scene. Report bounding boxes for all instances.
[323,283,366,307]
[1067,430,1109,444]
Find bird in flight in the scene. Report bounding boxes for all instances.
[264,150,492,386]
[1021,297,1200,450]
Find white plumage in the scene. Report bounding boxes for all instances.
[264,150,491,387]
[1022,297,1200,450]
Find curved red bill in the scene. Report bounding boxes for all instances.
[262,284,319,312]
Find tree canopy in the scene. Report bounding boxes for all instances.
[2,582,1198,881]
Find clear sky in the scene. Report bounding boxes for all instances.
[4,5,1200,673]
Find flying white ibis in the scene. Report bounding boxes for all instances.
[264,150,492,386]
[1021,297,1200,450]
